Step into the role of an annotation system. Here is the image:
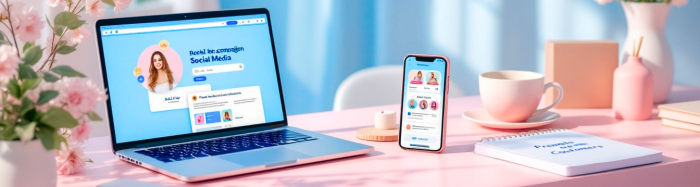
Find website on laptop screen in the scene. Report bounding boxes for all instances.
[99,14,284,143]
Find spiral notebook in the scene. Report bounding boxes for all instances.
[474,129,662,177]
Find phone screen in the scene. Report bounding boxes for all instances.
[399,56,447,151]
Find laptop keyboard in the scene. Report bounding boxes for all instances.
[135,129,317,163]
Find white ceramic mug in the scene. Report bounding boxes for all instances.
[479,71,564,122]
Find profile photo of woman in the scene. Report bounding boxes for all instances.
[427,72,439,85]
[148,51,178,93]
[410,71,423,84]
[430,101,438,111]
[419,100,428,110]
[408,99,417,109]
[223,111,232,122]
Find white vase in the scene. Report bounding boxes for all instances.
[621,2,673,104]
[0,140,57,187]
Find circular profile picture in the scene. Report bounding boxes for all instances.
[406,124,411,130]
[419,100,428,110]
[430,101,438,111]
[136,41,183,94]
[408,99,417,109]
[191,95,197,102]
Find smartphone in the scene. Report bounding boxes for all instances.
[399,54,449,153]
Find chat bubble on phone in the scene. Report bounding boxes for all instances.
[187,86,265,132]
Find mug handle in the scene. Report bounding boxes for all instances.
[532,82,564,117]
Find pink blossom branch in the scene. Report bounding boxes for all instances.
[0,0,20,57]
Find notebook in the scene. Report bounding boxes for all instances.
[658,100,700,125]
[662,118,700,133]
[474,129,662,177]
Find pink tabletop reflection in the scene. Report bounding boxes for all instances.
[59,85,700,187]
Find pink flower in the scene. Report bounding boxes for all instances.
[0,1,24,20]
[595,0,614,5]
[672,0,688,7]
[55,78,108,118]
[68,25,90,45]
[69,117,92,143]
[113,0,132,13]
[0,45,19,82]
[56,142,87,175]
[14,6,44,42]
[85,0,105,18]
[46,0,64,7]
[25,83,59,112]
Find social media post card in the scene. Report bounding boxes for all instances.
[406,70,442,94]
[147,84,212,112]
[187,86,266,132]
[402,121,441,135]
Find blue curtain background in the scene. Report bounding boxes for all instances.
[219,0,700,115]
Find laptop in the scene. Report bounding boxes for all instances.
[94,8,373,182]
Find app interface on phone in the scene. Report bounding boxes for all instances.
[400,57,447,151]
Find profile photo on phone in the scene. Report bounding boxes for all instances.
[408,99,417,109]
[419,100,428,110]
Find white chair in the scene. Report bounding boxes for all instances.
[333,65,464,111]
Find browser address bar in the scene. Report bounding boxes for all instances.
[103,18,266,35]
[112,22,226,35]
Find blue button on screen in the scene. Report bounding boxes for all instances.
[194,76,207,82]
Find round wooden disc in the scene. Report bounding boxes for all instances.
[356,127,399,142]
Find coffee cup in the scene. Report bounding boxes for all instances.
[479,70,563,122]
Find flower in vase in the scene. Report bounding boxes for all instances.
[55,78,108,118]
[113,0,132,13]
[0,45,19,82]
[14,6,44,42]
[68,25,90,45]
[86,0,105,18]
[46,0,64,7]
[69,117,92,143]
[56,142,87,175]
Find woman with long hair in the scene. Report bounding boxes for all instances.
[148,51,177,93]
[427,72,439,85]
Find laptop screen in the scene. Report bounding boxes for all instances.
[99,14,285,143]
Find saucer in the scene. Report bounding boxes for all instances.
[462,108,560,129]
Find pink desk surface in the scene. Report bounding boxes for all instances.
[60,86,700,187]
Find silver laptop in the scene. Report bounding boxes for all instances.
[94,8,373,182]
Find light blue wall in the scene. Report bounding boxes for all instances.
[220,0,700,115]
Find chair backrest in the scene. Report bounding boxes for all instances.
[333,65,464,111]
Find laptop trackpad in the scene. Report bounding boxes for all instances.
[220,147,313,167]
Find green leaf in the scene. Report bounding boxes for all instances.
[0,30,5,41]
[18,97,34,117]
[56,45,76,54]
[21,78,41,91]
[37,90,59,105]
[14,122,37,142]
[7,79,21,98]
[35,125,60,150]
[0,122,18,141]
[51,65,85,77]
[22,46,43,66]
[18,64,38,79]
[40,107,78,129]
[101,0,116,7]
[54,12,85,30]
[23,42,34,52]
[54,26,65,36]
[41,72,60,82]
[45,14,53,29]
[57,40,67,47]
[87,111,103,121]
